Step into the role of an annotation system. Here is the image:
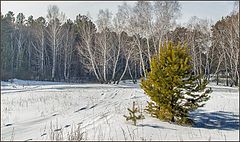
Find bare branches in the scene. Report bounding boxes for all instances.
[1,2,238,88]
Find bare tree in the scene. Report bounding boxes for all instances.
[129,2,148,78]
[75,14,101,82]
[111,2,133,83]
[46,5,65,81]
[133,1,153,64]
[96,9,113,83]
[222,14,239,86]
[62,19,75,81]
[187,16,212,76]
[15,13,26,75]
[116,33,134,84]
[153,1,181,53]
[211,12,239,87]
[30,17,46,79]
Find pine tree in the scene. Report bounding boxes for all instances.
[141,41,212,125]
[123,101,145,126]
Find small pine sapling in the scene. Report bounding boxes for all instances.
[123,101,145,126]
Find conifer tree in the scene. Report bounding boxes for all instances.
[141,41,212,125]
[123,101,145,126]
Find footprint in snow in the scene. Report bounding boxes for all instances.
[54,128,62,132]
[52,114,58,116]
[111,93,117,99]
[89,104,97,109]
[78,122,83,125]
[41,133,47,137]
[5,123,12,127]
[65,124,71,128]
[74,107,87,113]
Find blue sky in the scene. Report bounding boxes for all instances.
[1,1,236,25]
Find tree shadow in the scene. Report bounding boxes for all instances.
[190,110,239,131]
[138,124,176,130]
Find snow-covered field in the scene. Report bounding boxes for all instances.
[1,79,239,141]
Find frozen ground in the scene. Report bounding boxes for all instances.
[1,79,239,141]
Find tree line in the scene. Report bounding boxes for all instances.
[1,1,239,86]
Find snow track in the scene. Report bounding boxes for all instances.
[1,79,239,141]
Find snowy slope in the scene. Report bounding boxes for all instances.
[1,79,239,141]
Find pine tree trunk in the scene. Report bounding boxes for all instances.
[226,73,229,86]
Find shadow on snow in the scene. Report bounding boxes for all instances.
[138,124,177,130]
[190,110,239,131]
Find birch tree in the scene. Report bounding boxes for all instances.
[153,1,181,53]
[26,15,34,75]
[111,2,133,83]
[75,14,101,82]
[187,16,212,77]
[15,13,27,77]
[31,17,47,79]
[46,5,65,81]
[116,33,134,84]
[130,3,147,78]
[211,13,239,86]
[96,9,113,83]
[133,1,153,64]
[62,19,75,81]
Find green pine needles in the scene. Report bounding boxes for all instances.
[141,41,212,125]
[123,101,145,126]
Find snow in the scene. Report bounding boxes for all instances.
[1,79,239,141]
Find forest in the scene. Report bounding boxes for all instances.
[1,1,239,86]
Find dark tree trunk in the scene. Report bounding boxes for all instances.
[226,73,229,86]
